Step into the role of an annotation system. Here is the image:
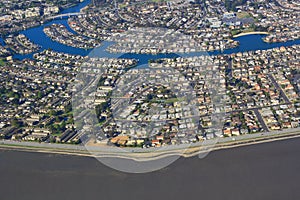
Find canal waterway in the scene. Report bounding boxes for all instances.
[2,0,300,64]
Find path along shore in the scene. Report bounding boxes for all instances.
[1,128,300,162]
[233,32,269,38]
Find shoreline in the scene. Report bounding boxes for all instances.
[233,32,269,38]
[1,129,300,161]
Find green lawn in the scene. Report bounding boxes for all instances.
[0,59,6,66]
[150,97,186,104]
[237,12,251,19]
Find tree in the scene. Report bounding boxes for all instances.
[11,118,22,128]
[37,91,43,99]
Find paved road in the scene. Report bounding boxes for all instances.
[227,57,233,79]
[273,0,300,11]
[268,74,291,104]
[253,108,269,132]
[2,127,300,158]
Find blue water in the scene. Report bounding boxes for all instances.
[12,0,92,60]
[217,34,300,55]
[180,34,300,57]
[119,53,180,65]
[4,0,300,63]
[98,35,300,65]
[0,37,4,46]
[87,42,181,65]
[14,19,92,60]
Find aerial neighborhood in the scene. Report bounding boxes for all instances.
[0,0,299,149]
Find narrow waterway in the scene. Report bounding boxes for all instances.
[3,0,300,63]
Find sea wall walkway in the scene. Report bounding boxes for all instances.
[233,32,269,38]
